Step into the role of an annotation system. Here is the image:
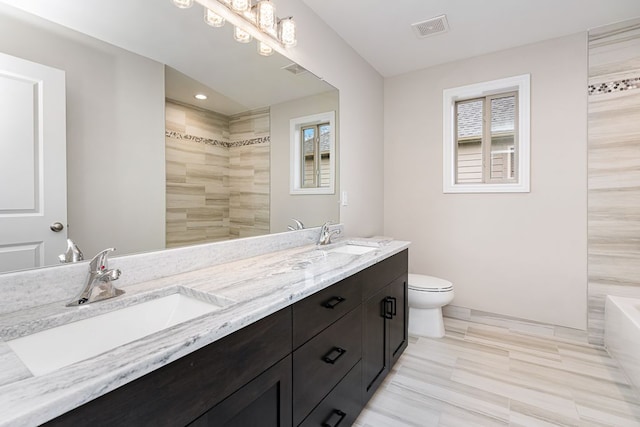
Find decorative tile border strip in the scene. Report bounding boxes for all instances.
[165,130,270,148]
[588,77,640,95]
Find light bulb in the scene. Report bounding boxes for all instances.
[257,41,274,56]
[171,0,193,9]
[256,1,276,32]
[278,17,296,48]
[231,0,250,12]
[233,26,252,43]
[204,8,225,27]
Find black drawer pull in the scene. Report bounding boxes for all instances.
[382,297,394,319]
[322,347,346,364]
[323,296,345,309]
[389,296,397,316]
[322,409,346,427]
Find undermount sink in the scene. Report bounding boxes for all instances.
[7,292,229,376]
[326,244,378,255]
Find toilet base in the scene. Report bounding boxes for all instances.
[408,306,445,338]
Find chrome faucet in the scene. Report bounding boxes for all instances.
[66,248,124,306]
[58,238,84,263]
[317,221,341,245]
[287,218,305,231]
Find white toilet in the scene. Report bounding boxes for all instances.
[408,274,454,338]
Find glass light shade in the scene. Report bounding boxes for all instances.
[256,1,276,32]
[204,8,225,27]
[278,17,296,47]
[233,26,252,43]
[172,0,193,8]
[257,41,274,56]
[231,0,250,12]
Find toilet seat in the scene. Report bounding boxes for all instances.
[408,274,453,292]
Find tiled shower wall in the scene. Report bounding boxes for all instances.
[228,110,270,239]
[165,100,270,248]
[587,19,640,345]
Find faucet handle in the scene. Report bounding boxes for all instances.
[89,248,116,273]
[291,218,305,230]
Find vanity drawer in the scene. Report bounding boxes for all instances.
[361,250,408,298]
[299,361,363,427]
[293,273,362,349]
[292,305,362,425]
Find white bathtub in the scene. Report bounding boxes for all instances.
[605,295,640,391]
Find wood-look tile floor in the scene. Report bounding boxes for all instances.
[355,317,640,426]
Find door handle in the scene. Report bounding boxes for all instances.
[382,297,393,319]
[50,222,64,232]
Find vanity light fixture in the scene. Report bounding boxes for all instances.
[172,0,296,56]
[278,16,296,48]
[194,93,208,100]
[255,0,276,33]
[172,0,194,9]
[204,8,225,27]
[231,0,250,13]
[257,40,274,56]
[234,26,252,43]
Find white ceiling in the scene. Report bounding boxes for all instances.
[302,0,640,77]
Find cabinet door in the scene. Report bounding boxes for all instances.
[388,274,408,367]
[362,274,408,401]
[188,355,292,427]
[362,287,389,401]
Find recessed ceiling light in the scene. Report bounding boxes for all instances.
[194,93,208,100]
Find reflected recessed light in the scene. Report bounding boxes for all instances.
[194,94,208,100]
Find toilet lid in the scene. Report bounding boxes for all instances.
[408,274,453,292]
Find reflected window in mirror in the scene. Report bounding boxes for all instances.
[290,112,335,195]
[301,122,331,188]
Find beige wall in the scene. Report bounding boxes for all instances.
[0,10,166,258]
[270,91,340,232]
[277,0,385,237]
[384,33,588,329]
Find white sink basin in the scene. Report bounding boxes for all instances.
[7,293,226,376]
[327,244,378,255]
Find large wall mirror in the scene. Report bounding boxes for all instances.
[0,0,339,274]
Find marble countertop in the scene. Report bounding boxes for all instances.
[0,239,409,426]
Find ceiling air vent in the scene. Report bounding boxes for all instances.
[282,63,308,75]
[411,14,449,38]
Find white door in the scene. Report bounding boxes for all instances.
[0,52,67,273]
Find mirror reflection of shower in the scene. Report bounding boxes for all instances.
[165,94,271,247]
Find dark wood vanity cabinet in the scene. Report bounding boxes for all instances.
[294,249,408,426]
[43,249,408,427]
[44,307,293,427]
[362,252,408,401]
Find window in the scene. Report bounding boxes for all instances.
[290,111,336,195]
[301,122,331,188]
[443,75,530,193]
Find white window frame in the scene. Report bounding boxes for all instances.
[443,74,530,193]
[290,111,336,195]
